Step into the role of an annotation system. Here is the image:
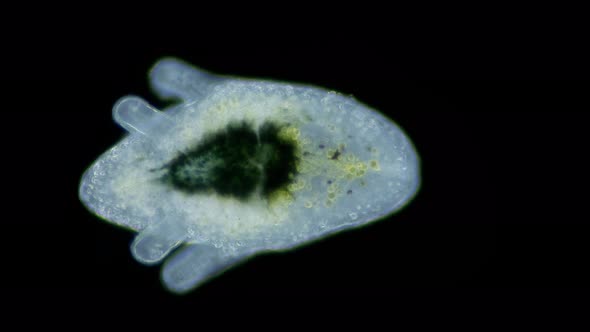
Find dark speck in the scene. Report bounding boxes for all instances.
[319,144,325,149]
[347,190,352,194]
[330,150,341,160]
[327,180,332,184]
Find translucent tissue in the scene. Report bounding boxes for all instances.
[79,58,420,293]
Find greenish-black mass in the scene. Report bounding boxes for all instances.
[160,121,299,200]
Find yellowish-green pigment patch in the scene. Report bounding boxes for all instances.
[278,126,300,141]
[267,188,294,207]
[282,126,384,206]
[369,159,380,171]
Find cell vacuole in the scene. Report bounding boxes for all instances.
[79,58,420,293]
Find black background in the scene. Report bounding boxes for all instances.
[2,25,589,322]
